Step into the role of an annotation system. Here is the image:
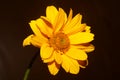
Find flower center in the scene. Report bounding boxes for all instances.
[49,32,70,52]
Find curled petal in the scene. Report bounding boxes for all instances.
[29,20,50,40]
[64,14,82,34]
[65,8,73,25]
[66,23,86,35]
[36,18,53,37]
[23,35,34,47]
[40,16,53,28]
[54,8,67,33]
[72,44,95,52]
[29,21,41,36]
[78,60,88,68]
[23,34,47,47]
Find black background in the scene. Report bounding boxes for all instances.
[0,0,120,80]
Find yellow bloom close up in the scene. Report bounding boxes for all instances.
[23,5,95,75]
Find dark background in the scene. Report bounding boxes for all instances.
[0,0,120,80]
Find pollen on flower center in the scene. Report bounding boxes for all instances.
[49,32,70,52]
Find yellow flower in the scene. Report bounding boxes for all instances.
[23,5,95,75]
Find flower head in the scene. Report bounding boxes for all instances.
[23,5,95,75]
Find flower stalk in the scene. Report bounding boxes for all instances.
[23,50,39,80]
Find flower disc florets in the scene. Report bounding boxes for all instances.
[49,32,70,53]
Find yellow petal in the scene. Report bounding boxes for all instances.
[23,35,34,47]
[48,62,59,75]
[72,44,95,52]
[69,32,94,44]
[66,23,86,35]
[23,34,47,47]
[43,51,55,63]
[84,45,95,52]
[61,9,73,31]
[30,36,44,47]
[54,8,67,33]
[63,14,82,34]
[62,55,80,74]
[65,47,88,60]
[29,21,41,36]
[61,55,70,72]
[54,51,62,64]
[36,18,53,37]
[85,26,91,32]
[29,20,49,39]
[69,58,80,74]
[40,43,54,59]
[46,6,58,24]
[40,16,53,28]
[65,8,73,25]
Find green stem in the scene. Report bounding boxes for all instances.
[23,68,30,80]
[23,50,39,80]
